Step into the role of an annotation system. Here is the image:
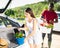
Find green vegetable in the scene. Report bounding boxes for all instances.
[14,31,24,38]
[45,24,53,28]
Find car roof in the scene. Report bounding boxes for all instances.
[55,11,60,14]
[0,14,7,18]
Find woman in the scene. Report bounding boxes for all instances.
[18,8,42,48]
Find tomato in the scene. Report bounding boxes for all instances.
[40,24,44,26]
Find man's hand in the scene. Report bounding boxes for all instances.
[54,18,58,23]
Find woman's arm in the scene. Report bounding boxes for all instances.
[18,24,28,31]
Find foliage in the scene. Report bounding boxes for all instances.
[54,3,60,11]
[5,2,60,19]
[5,9,15,16]
[5,2,48,18]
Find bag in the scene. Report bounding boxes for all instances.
[37,18,52,33]
[0,38,8,48]
[40,26,51,33]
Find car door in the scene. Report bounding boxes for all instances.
[0,17,15,44]
[53,12,60,31]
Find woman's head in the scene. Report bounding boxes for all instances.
[25,8,35,18]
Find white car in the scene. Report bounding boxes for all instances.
[53,11,60,32]
[0,0,24,48]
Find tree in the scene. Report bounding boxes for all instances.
[5,9,15,16]
[45,0,60,3]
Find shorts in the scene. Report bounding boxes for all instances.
[28,31,42,45]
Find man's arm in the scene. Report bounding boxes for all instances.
[40,10,46,20]
[54,12,58,23]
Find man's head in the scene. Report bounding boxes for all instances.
[48,3,54,10]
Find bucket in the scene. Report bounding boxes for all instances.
[15,37,24,45]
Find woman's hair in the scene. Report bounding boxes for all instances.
[25,8,35,18]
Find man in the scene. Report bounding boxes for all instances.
[41,3,58,48]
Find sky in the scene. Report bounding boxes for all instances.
[0,0,44,9]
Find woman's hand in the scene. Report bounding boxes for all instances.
[18,28,21,31]
[24,37,28,43]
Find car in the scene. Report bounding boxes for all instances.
[53,11,60,32]
[0,0,24,48]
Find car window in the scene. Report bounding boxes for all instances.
[6,19,11,24]
[0,18,5,27]
[1,17,11,27]
[5,18,21,27]
[0,19,3,25]
[57,13,60,19]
